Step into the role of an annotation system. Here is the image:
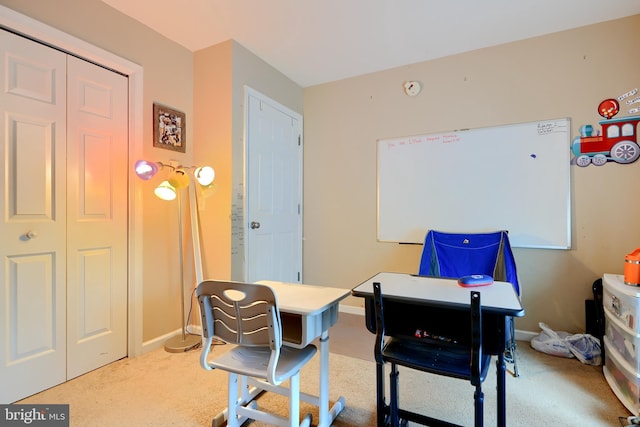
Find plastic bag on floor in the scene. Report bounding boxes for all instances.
[531,322,574,358]
[566,333,602,366]
[530,322,602,365]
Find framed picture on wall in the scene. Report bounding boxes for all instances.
[153,103,186,153]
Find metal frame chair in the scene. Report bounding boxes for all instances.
[374,282,490,426]
[418,229,521,377]
[196,280,317,427]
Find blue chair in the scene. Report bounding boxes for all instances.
[418,230,521,377]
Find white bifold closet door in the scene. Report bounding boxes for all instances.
[0,29,128,403]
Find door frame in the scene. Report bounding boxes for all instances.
[0,6,144,357]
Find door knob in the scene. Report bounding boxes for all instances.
[25,230,38,239]
[250,221,261,229]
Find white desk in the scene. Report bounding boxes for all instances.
[212,280,349,427]
[352,272,524,427]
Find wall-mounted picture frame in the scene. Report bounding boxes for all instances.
[153,103,186,153]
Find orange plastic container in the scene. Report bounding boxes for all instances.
[624,248,640,286]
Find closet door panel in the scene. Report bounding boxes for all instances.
[66,56,128,379]
[0,30,129,402]
[0,30,67,403]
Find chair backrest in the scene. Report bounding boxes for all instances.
[418,230,520,296]
[373,281,484,385]
[196,280,282,383]
[373,282,386,365]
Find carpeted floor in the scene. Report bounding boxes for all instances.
[16,313,630,426]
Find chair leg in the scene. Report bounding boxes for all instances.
[511,346,519,377]
[474,384,484,427]
[239,375,250,403]
[505,317,519,377]
[376,361,387,427]
[389,363,400,427]
[288,373,301,427]
[227,373,239,427]
[512,339,519,377]
[505,341,519,377]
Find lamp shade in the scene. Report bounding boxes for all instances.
[154,180,177,200]
[194,166,215,186]
[168,170,190,189]
[134,160,160,180]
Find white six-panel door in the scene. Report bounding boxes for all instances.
[0,30,128,402]
[0,28,68,404]
[65,56,128,380]
[245,89,303,283]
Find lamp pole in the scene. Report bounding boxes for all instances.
[164,189,200,352]
[134,160,212,353]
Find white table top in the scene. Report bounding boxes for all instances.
[256,280,350,316]
[352,272,524,316]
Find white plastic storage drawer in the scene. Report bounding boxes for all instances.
[606,309,640,370]
[604,337,640,415]
[603,273,640,332]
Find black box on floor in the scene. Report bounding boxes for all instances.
[585,299,596,336]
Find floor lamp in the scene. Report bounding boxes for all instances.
[134,160,215,353]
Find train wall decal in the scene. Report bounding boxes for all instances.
[572,91,640,167]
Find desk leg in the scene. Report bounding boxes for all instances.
[317,330,345,427]
[496,352,506,427]
[496,321,507,427]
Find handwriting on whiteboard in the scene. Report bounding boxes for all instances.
[383,133,461,150]
[537,120,568,135]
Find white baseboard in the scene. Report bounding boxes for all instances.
[142,331,175,354]
[142,326,204,354]
[515,330,537,342]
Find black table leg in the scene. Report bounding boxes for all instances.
[496,317,507,427]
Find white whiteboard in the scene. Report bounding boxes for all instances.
[377,118,571,249]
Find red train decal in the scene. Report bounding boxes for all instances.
[572,98,640,166]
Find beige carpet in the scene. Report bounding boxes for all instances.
[17,314,630,426]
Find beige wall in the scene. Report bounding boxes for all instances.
[3,0,638,341]
[193,41,234,281]
[0,0,195,342]
[303,15,640,333]
[229,41,304,279]
[193,40,303,282]
[0,1,303,346]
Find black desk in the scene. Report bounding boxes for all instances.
[352,272,525,427]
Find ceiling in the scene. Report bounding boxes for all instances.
[101,0,640,87]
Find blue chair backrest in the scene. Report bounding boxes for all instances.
[418,230,520,296]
